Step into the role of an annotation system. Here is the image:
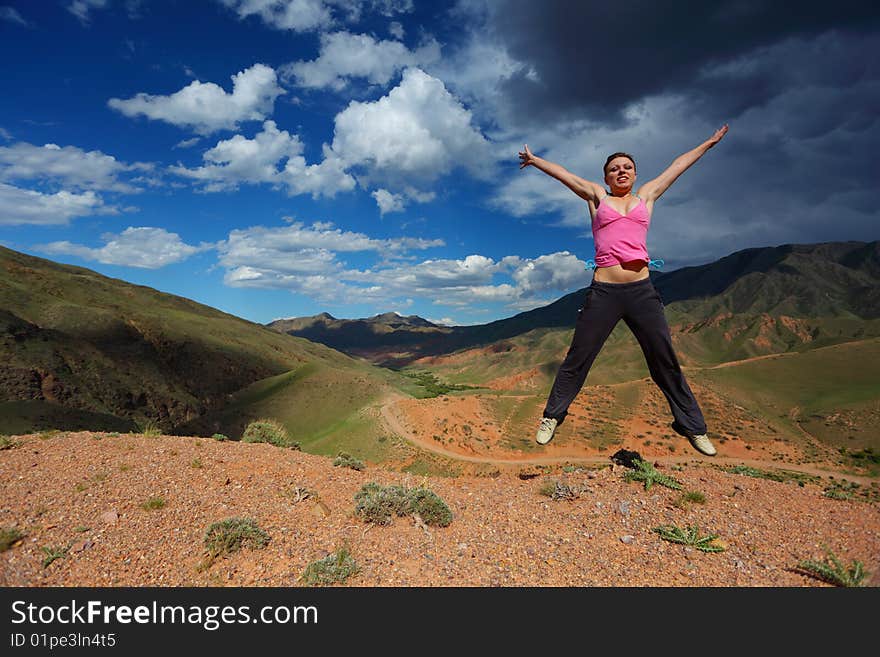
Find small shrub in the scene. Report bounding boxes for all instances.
[41,545,69,568]
[654,524,725,552]
[140,421,162,437]
[190,458,203,469]
[354,482,452,526]
[203,518,270,557]
[333,452,365,471]
[211,433,229,441]
[0,435,21,450]
[539,479,580,501]
[408,487,453,527]
[354,483,410,525]
[301,546,360,586]
[0,527,25,551]
[624,459,682,491]
[142,497,165,510]
[795,549,868,587]
[241,419,294,448]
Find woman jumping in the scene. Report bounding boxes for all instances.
[518,125,728,455]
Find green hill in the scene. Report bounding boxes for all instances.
[0,245,416,440]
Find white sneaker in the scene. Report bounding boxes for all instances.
[536,417,558,445]
[688,434,717,456]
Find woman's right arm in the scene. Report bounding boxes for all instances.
[518,144,604,204]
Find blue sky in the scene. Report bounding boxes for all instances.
[1,1,878,326]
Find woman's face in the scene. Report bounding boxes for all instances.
[604,157,636,192]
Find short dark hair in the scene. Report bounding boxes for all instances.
[604,152,636,174]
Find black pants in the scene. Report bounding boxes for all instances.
[543,277,707,438]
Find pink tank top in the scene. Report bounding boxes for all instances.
[592,195,650,267]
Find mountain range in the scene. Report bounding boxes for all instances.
[2,240,879,466]
[268,240,880,366]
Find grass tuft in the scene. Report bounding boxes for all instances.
[1,527,25,552]
[333,452,365,471]
[724,465,816,486]
[674,491,707,508]
[139,420,162,437]
[301,546,360,586]
[0,435,21,450]
[141,496,165,510]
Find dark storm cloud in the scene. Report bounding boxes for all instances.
[489,0,880,126]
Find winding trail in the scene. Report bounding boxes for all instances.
[379,395,876,485]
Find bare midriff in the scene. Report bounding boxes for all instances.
[592,261,649,283]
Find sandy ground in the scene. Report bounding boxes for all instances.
[2,429,878,587]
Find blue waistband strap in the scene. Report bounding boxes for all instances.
[584,258,664,270]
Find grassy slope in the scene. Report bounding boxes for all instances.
[690,338,880,453]
[176,360,424,463]
[0,247,419,446]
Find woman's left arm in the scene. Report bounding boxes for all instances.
[638,125,728,202]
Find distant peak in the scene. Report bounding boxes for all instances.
[365,311,437,327]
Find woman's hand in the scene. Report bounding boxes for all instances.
[707,124,729,147]
[518,144,535,169]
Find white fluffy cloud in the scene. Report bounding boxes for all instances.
[220,221,442,264]
[388,21,404,39]
[512,251,592,294]
[217,224,589,309]
[170,120,356,197]
[0,142,151,193]
[67,0,107,24]
[171,69,488,205]
[38,227,211,268]
[1,6,29,26]
[371,188,405,215]
[218,220,444,301]
[370,187,435,215]
[218,0,335,32]
[108,64,284,135]
[330,67,492,186]
[280,31,440,90]
[217,0,413,32]
[0,183,115,225]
